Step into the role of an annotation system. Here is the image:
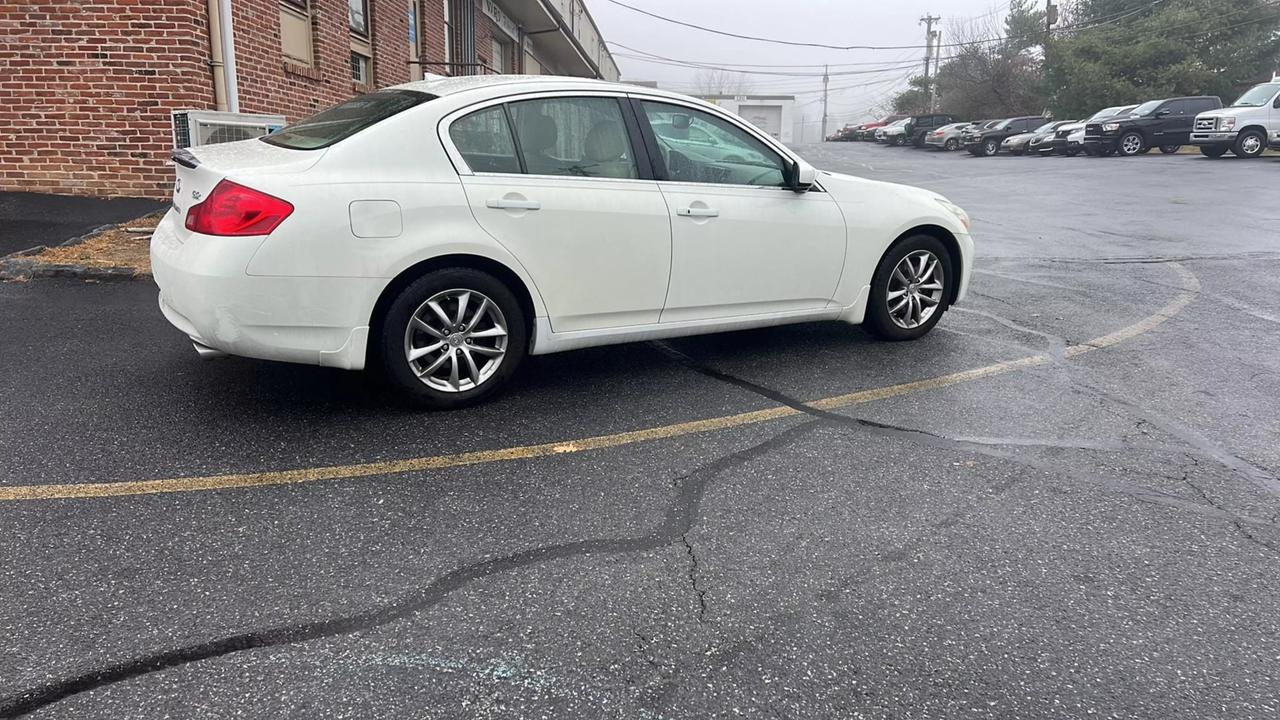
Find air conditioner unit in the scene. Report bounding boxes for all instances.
[171,110,287,149]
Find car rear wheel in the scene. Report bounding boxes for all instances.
[982,139,1000,156]
[864,236,952,342]
[1066,148,1081,157]
[1118,131,1146,156]
[379,268,527,409]
[1200,144,1228,158]
[945,138,959,150]
[1233,129,1266,158]
[1159,144,1181,154]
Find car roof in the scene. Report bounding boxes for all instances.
[388,74,708,106]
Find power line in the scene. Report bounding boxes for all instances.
[611,53,923,78]
[607,42,923,69]
[601,0,1176,52]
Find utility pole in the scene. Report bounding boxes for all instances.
[821,65,829,141]
[920,14,941,112]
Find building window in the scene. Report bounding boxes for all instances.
[489,37,509,74]
[348,0,370,36]
[351,52,371,84]
[280,0,314,67]
[442,0,454,67]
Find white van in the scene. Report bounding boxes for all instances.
[1191,82,1280,158]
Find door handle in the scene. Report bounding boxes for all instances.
[677,206,719,218]
[486,198,541,211]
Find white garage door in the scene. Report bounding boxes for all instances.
[738,105,783,139]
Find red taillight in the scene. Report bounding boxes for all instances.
[184,179,293,237]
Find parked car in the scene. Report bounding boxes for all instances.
[876,118,911,145]
[964,116,1046,156]
[856,114,907,141]
[906,113,957,148]
[1049,106,1136,156]
[1191,81,1280,158]
[827,125,860,142]
[1084,96,1222,157]
[1027,121,1076,155]
[152,76,975,409]
[925,122,976,150]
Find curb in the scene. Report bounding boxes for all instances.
[0,255,148,282]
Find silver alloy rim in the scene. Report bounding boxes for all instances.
[1122,135,1142,154]
[1242,135,1262,155]
[887,250,945,330]
[404,289,508,393]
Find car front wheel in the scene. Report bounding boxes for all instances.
[982,139,1000,156]
[1159,144,1181,154]
[1118,131,1146,156]
[945,138,959,150]
[1200,144,1228,158]
[864,235,953,342]
[1233,129,1266,158]
[379,268,527,409]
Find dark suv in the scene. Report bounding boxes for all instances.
[906,113,957,148]
[963,116,1046,156]
[1083,96,1223,156]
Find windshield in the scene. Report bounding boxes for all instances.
[1089,106,1123,121]
[1033,122,1057,133]
[994,119,1013,129]
[1231,83,1280,107]
[1131,100,1163,117]
[262,90,433,150]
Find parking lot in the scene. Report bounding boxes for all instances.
[2,142,1279,718]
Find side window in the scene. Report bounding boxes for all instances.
[640,100,787,187]
[1164,100,1185,116]
[449,106,521,174]
[1193,98,1217,113]
[508,97,638,179]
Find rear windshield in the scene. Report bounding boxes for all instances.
[262,90,433,150]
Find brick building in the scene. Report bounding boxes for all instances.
[0,0,619,199]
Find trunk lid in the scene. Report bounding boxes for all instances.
[168,138,324,237]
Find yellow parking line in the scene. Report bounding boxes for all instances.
[0,263,1200,502]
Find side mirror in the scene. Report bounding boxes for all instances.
[788,159,816,193]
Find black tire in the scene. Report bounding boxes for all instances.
[1159,144,1181,154]
[945,138,959,151]
[890,135,904,147]
[1117,131,1146,157]
[1200,144,1228,158]
[378,267,527,409]
[1097,146,1116,157]
[912,134,927,148]
[1232,129,1266,158]
[863,235,954,342]
[1065,148,1080,157]
[1009,148,1025,156]
[982,138,1000,156]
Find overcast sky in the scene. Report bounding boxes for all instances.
[586,0,1012,139]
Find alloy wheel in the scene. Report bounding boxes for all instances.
[887,250,946,330]
[1120,134,1143,155]
[404,289,509,393]
[1240,134,1263,156]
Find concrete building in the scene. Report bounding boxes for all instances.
[697,94,797,145]
[0,0,619,199]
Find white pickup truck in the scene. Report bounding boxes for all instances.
[1191,81,1280,158]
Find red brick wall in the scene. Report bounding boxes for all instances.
[0,0,418,199]
[0,0,215,198]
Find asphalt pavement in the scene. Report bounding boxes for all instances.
[0,192,164,258]
[2,144,1279,719]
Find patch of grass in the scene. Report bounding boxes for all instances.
[29,213,162,276]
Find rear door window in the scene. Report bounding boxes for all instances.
[507,97,638,179]
[263,89,432,150]
[449,106,521,174]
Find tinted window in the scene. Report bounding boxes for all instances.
[1189,98,1219,113]
[1164,100,1188,115]
[449,106,521,174]
[509,97,637,179]
[263,90,431,150]
[641,101,786,187]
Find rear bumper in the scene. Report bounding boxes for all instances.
[150,210,383,370]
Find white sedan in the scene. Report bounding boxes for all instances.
[152,76,974,408]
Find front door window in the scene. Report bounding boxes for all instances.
[639,101,786,187]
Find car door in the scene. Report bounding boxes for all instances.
[448,95,672,333]
[633,98,846,323]
[1152,100,1187,143]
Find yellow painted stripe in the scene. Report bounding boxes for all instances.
[0,263,1199,502]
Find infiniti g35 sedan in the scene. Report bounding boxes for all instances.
[153,76,975,409]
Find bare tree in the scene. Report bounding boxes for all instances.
[693,68,753,96]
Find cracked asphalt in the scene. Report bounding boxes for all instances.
[3,144,1280,719]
